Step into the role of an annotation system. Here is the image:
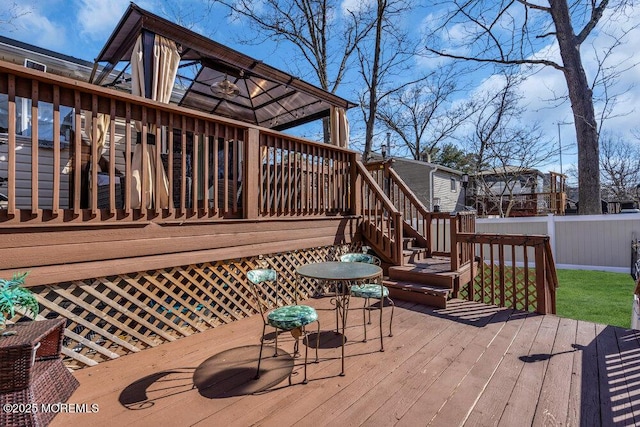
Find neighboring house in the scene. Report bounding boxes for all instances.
[471,166,566,217]
[378,156,466,212]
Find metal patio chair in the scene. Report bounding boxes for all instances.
[339,253,394,351]
[246,268,320,384]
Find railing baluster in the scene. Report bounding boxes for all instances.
[109,99,116,215]
[52,86,61,214]
[191,120,199,215]
[7,74,16,214]
[73,91,82,213]
[31,80,39,215]
[167,113,174,215]
[124,103,132,213]
[203,121,209,215]
[90,95,99,215]
[154,107,162,215]
[179,116,186,214]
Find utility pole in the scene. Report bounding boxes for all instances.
[556,121,572,175]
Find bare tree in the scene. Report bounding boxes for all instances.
[425,1,635,214]
[212,0,375,143]
[353,0,419,160]
[468,73,559,217]
[376,65,477,161]
[600,132,640,201]
[0,2,31,30]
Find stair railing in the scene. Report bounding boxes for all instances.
[354,161,403,265]
[365,162,431,251]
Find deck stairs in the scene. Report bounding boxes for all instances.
[381,236,455,309]
[361,161,476,309]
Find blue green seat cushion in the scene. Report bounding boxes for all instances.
[247,268,277,284]
[340,253,376,264]
[350,283,389,299]
[267,305,318,330]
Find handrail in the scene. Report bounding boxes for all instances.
[366,162,431,251]
[456,232,557,314]
[355,161,403,265]
[365,162,478,271]
[0,60,357,225]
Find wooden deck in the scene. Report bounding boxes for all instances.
[51,297,640,427]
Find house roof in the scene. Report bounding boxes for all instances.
[0,35,95,81]
[475,166,545,178]
[91,3,356,131]
[369,154,465,176]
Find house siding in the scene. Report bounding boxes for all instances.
[432,171,461,212]
[0,136,70,209]
[390,158,463,212]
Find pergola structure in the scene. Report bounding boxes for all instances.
[90,3,356,133]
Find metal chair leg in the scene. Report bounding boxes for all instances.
[314,321,320,363]
[362,297,368,342]
[255,324,267,379]
[303,332,309,384]
[379,295,384,352]
[388,296,395,338]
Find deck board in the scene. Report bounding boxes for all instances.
[50,299,640,427]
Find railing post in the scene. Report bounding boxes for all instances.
[393,211,404,265]
[535,243,548,314]
[350,152,362,215]
[450,212,459,272]
[244,128,260,219]
[425,213,433,257]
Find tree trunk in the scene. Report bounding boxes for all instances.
[550,1,602,214]
[363,0,386,162]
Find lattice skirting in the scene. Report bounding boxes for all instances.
[24,243,360,370]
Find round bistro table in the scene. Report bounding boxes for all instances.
[296,261,383,376]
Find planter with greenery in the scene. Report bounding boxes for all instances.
[0,272,39,336]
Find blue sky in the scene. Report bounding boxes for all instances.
[2,0,639,181]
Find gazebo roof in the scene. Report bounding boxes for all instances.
[92,3,356,131]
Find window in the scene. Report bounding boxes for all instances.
[0,94,74,147]
[450,177,457,191]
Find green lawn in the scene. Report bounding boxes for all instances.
[556,269,636,328]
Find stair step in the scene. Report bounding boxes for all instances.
[389,264,455,289]
[384,280,449,309]
[402,247,427,263]
[384,280,450,296]
[403,237,416,250]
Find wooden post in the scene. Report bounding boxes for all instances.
[450,212,459,272]
[535,243,548,314]
[244,128,260,219]
[425,213,432,257]
[393,211,403,266]
[349,152,362,216]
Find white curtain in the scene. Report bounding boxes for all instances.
[85,113,111,205]
[330,106,349,148]
[130,34,180,209]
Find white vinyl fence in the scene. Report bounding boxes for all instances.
[476,214,640,273]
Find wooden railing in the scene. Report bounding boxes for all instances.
[474,192,566,217]
[366,162,477,270]
[257,132,352,217]
[456,232,558,314]
[355,161,403,265]
[367,162,430,251]
[0,60,355,225]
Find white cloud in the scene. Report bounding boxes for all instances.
[74,0,130,41]
[3,5,67,51]
[341,0,374,15]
